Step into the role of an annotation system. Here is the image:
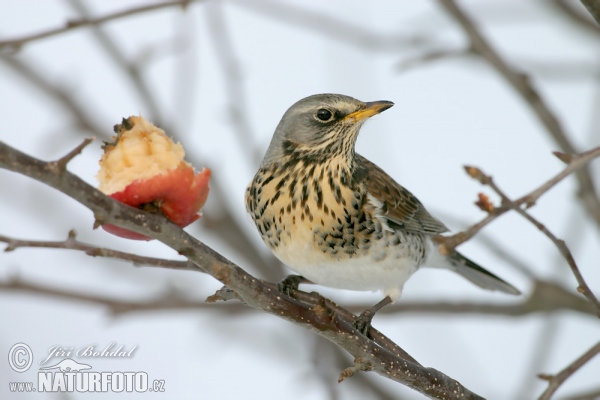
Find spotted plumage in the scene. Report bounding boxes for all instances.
[246,94,519,303]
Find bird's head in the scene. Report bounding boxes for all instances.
[261,93,393,167]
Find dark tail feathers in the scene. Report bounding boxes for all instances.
[447,252,520,295]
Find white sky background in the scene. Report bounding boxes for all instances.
[1,0,599,399]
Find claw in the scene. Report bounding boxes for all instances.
[353,296,392,338]
[276,274,308,296]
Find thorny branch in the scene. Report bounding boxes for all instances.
[437,0,600,228]
[0,140,485,399]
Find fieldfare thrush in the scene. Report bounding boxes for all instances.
[246,93,519,332]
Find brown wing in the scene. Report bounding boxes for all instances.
[357,155,448,235]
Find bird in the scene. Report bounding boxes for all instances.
[245,93,519,333]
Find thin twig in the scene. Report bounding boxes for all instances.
[538,341,600,400]
[0,0,196,51]
[552,0,600,36]
[54,138,95,171]
[396,47,472,73]
[464,166,600,317]
[437,147,600,254]
[0,230,194,272]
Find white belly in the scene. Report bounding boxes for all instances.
[272,230,425,302]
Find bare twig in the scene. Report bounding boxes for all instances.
[0,277,215,315]
[0,0,196,51]
[54,138,95,171]
[580,0,600,24]
[0,140,485,399]
[0,230,194,272]
[339,358,373,383]
[437,0,600,227]
[373,280,595,317]
[396,47,472,73]
[538,341,600,400]
[552,0,600,36]
[436,147,600,254]
[463,166,600,317]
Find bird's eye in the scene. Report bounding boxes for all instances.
[316,109,333,121]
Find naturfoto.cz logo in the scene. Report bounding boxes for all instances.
[7,342,166,393]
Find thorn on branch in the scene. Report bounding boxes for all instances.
[339,358,374,383]
[553,151,573,164]
[93,214,105,230]
[3,240,17,252]
[206,287,237,303]
[537,373,552,381]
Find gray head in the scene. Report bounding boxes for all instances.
[260,93,393,167]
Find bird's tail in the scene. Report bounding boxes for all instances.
[445,251,520,295]
[426,242,520,295]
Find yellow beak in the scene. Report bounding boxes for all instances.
[344,101,394,123]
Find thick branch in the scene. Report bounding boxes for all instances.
[0,140,485,399]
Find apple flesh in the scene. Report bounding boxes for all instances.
[97,116,211,240]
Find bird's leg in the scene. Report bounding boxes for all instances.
[353,296,393,337]
[276,275,312,297]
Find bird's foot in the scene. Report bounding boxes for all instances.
[353,296,393,337]
[276,274,310,297]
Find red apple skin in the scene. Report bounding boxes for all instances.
[102,166,211,240]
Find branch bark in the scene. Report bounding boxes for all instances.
[580,0,600,24]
